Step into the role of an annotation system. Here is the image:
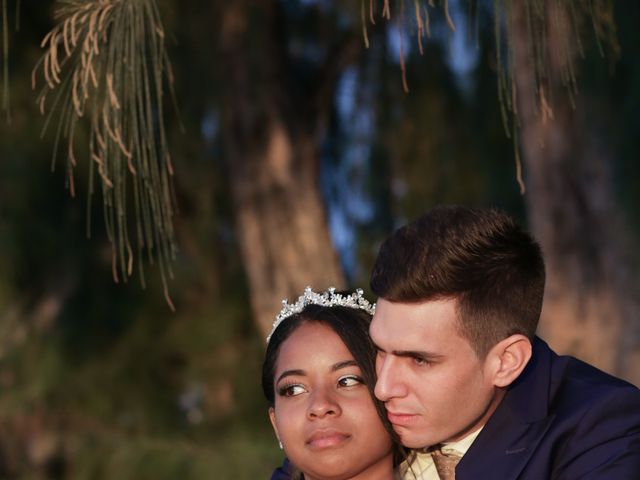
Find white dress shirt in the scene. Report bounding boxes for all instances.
[401,427,483,480]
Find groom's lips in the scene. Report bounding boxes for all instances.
[387,411,419,426]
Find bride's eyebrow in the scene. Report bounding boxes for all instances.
[276,369,305,383]
[331,360,359,372]
[276,359,359,383]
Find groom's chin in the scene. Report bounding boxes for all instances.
[392,428,430,450]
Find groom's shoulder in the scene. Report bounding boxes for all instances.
[547,344,640,417]
[554,350,638,392]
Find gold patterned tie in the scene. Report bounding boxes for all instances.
[431,446,462,480]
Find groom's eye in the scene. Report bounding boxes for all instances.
[412,355,430,366]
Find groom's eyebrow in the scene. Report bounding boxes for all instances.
[395,350,443,360]
[372,341,443,361]
[382,348,444,362]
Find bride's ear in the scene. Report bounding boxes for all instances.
[486,335,532,388]
[268,407,280,440]
[269,407,285,449]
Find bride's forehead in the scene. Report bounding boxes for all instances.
[278,322,351,361]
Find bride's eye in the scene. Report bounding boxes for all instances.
[278,383,306,397]
[337,375,364,388]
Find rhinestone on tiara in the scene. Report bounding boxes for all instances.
[266,286,376,343]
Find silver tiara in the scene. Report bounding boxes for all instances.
[266,286,376,343]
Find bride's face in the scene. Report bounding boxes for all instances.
[269,321,393,480]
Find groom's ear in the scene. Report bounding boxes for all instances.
[486,334,532,388]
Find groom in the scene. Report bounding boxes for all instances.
[369,205,640,479]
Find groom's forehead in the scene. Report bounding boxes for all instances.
[372,297,459,324]
[371,298,464,347]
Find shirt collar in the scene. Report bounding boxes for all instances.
[439,426,484,456]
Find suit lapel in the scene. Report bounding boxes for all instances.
[456,412,555,479]
[456,337,556,480]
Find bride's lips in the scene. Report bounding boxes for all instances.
[306,429,351,449]
[387,411,419,426]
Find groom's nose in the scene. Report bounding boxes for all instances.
[374,353,405,401]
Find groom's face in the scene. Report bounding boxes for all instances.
[370,298,503,448]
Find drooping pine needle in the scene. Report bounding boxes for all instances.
[34,0,178,307]
[2,0,10,121]
[365,0,617,195]
[362,0,370,49]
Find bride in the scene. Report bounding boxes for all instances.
[262,287,413,480]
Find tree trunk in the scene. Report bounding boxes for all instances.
[218,2,348,338]
[511,1,640,383]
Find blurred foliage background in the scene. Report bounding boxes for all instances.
[0,1,638,478]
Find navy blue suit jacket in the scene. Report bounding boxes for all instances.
[270,459,293,480]
[456,337,640,479]
[271,338,640,479]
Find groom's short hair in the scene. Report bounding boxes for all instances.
[370,205,545,357]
